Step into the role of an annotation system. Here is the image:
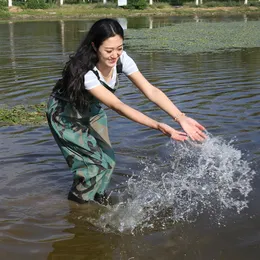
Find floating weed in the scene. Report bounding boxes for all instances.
[125,21,260,54]
[0,103,47,126]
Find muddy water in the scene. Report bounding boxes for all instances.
[0,17,260,260]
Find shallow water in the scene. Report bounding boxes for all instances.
[0,16,260,260]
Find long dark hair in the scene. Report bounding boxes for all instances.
[53,18,124,109]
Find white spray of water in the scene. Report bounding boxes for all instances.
[97,135,256,233]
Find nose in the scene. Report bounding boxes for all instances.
[111,50,120,58]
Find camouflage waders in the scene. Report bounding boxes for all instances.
[46,91,116,202]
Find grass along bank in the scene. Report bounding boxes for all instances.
[2,3,260,21]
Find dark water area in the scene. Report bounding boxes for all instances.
[0,16,260,260]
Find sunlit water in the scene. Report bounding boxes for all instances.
[0,16,260,259]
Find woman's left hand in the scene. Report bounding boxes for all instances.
[178,116,207,142]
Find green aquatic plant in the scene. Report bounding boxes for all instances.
[0,103,47,126]
[125,21,260,54]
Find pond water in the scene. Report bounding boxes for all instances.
[0,16,260,260]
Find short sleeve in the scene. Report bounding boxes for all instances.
[84,70,102,90]
[121,51,139,76]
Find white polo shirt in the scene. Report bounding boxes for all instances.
[84,51,138,91]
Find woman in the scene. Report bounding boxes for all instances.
[46,18,206,205]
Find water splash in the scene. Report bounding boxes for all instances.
[97,135,256,233]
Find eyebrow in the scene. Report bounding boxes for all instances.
[104,44,123,50]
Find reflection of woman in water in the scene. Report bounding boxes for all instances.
[46,18,206,205]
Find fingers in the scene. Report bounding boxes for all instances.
[170,128,206,142]
[160,121,205,142]
[187,120,207,141]
[196,123,206,131]
[189,129,206,142]
[178,117,207,142]
[187,117,206,132]
[200,131,207,139]
[171,131,188,141]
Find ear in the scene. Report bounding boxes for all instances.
[91,42,97,51]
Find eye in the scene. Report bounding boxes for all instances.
[106,50,112,54]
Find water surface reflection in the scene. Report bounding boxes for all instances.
[0,17,260,260]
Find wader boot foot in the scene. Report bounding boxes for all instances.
[68,191,87,204]
[94,192,111,206]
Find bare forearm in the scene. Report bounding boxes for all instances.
[147,87,183,120]
[129,72,184,120]
[112,102,159,130]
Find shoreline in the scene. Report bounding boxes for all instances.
[2,5,260,22]
[1,8,260,125]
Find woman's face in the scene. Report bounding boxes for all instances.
[96,35,123,69]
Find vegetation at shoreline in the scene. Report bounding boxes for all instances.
[0,103,47,126]
[1,2,260,20]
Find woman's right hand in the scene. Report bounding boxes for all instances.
[158,123,188,141]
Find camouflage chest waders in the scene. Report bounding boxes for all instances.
[46,67,121,203]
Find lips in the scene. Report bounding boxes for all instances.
[109,59,117,64]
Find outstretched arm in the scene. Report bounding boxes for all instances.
[88,85,188,141]
[128,71,206,141]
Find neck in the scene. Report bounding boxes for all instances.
[96,63,112,78]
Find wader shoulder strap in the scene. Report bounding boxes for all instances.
[91,58,122,93]
[116,58,123,74]
[92,58,123,79]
